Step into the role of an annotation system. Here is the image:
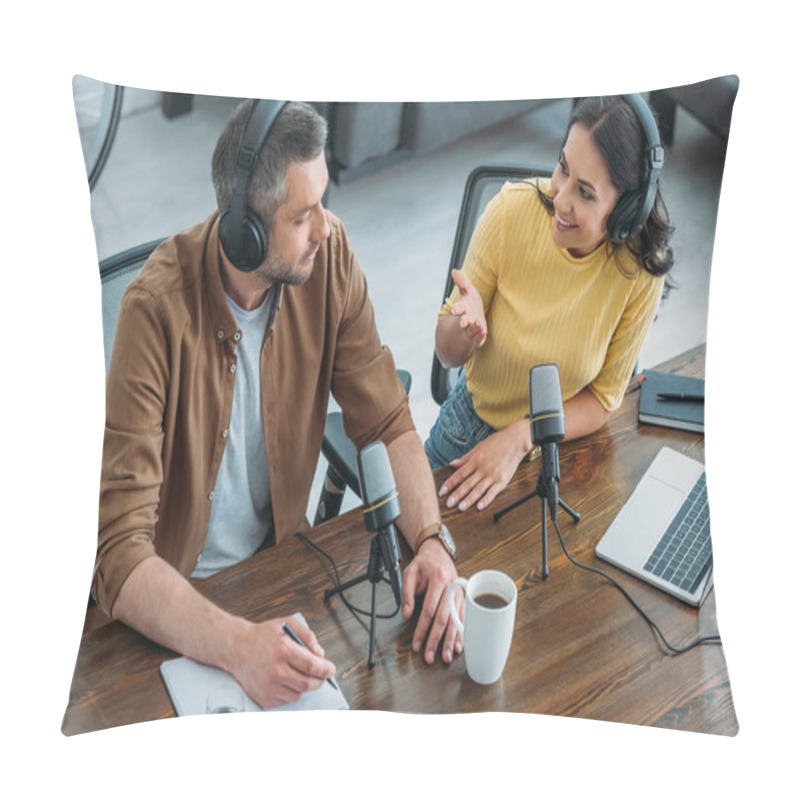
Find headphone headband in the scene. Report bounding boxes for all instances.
[607,93,664,241]
[220,99,287,271]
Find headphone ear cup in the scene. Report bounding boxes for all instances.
[607,190,641,242]
[239,209,268,271]
[219,207,268,271]
[218,208,236,259]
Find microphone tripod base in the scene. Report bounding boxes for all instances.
[324,534,391,669]
[493,472,580,579]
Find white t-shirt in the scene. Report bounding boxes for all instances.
[192,290,274,579]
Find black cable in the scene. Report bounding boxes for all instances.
[294,531,400,621]
[550,516,721,654]
[87,84,124,191]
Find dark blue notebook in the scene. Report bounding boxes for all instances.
[638,370,705,433]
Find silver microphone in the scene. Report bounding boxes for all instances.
[529,364,564,519]
[357,441,403,605]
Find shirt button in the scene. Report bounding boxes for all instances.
[222,429,229,439]
[230,364,236,374]
[233,331,241,342]
[217,330,224,340]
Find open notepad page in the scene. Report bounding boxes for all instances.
[159,613,349,714]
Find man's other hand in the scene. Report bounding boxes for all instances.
[401,540,462,664]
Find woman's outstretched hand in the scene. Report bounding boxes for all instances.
[450,270,487,349]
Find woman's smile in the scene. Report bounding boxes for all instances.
[554,213,578,232]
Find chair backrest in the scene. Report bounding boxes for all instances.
[430,164,552,406]
[99,239,165,373]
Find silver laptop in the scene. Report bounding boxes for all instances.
[595,446,714,607]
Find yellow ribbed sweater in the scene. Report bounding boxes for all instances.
[440,179,664,429]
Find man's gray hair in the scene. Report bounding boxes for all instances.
[211,100,328,227]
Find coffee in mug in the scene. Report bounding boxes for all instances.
[474,592,508,610]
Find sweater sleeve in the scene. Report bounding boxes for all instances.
[329,221,414,451]
[93,286,167,615]
[588,271,665,411]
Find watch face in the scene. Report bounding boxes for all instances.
[440,524,456,557]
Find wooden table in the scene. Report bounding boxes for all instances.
[62,344,737,736]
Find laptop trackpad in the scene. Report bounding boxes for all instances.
[597,475,686,567]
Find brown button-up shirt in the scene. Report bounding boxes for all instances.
[93,211,412,616]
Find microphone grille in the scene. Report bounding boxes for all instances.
[530,363,563,416]
[357,440,397,505]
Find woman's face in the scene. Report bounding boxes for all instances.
[549,122,620,258]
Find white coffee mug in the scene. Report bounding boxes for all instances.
[448,569,517,685]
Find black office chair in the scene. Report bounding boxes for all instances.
[312,163,552,526]
[99,239,165,373]
[430,164,552,405]
[73,77,125,192]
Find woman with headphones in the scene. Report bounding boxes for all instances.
[425,94,674,513]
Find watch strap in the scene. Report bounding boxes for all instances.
[414,522,443,554]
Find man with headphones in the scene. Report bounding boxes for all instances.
[93,100,460,709]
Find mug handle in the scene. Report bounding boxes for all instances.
[448,577,468,637]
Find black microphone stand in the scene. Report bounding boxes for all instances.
[493,443,580,579]
[324,532,395,669]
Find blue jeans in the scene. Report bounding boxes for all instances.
[424,374,496,470]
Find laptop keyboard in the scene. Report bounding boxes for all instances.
[643,472,712,594]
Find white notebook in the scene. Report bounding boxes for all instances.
[159,613,349,715]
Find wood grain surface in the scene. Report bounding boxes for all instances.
[62,344,737,736]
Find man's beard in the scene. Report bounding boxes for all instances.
[255,243,318,287]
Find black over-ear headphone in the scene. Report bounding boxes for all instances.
[606,93,665,243]
[218,99,287,271]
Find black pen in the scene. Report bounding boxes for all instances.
[281,622,338,690]
[657,392,704,403]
